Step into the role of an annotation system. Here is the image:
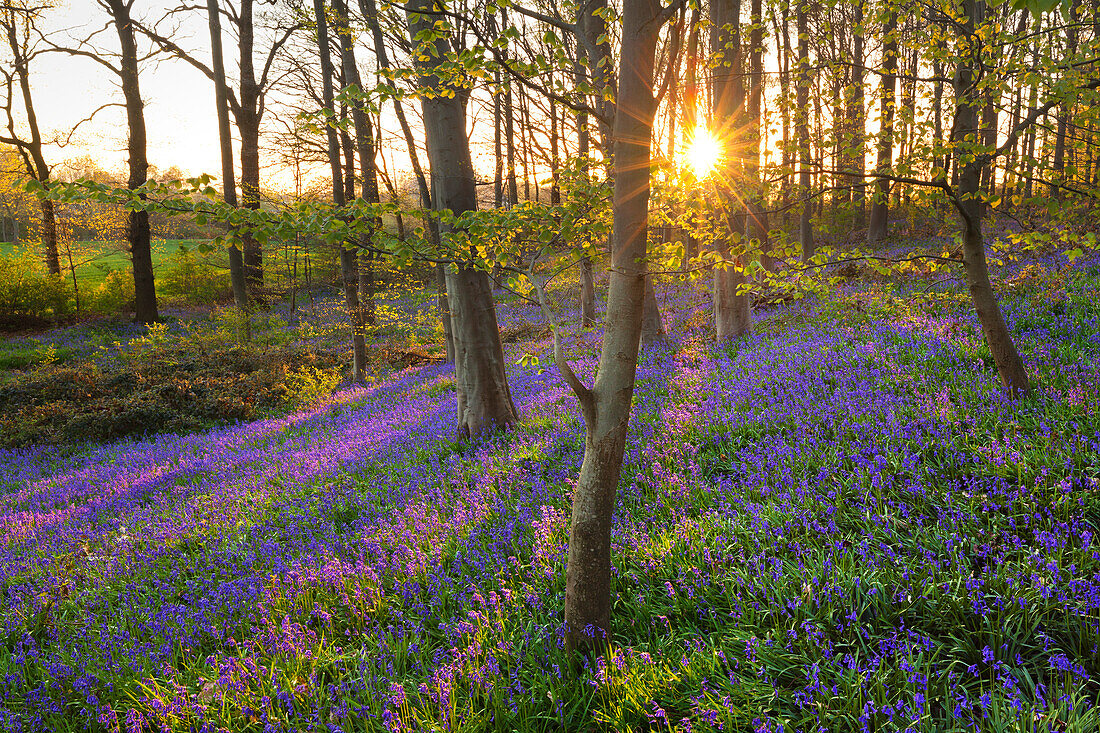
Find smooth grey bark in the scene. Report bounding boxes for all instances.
[712,0,751,342]
[406,0,517,437]
[952,0,1030,397]
[562,0,665,655]
[867,8,896,244]
[314,0,368,383]
[102,0,158,324]
[206,0,250,324]
[360,0,455,361]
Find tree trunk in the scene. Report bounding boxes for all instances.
[206,0,250,330]
[563,0,663,654]
[237,0,264,292]
[867,8,896,244]
[640,275,666,344]
[797,0,813,259]
[574,8,598,328]
[106,0,157,324]
[334,0,379,327]
[745,0,769,268]
[406,0,517,437]
[712,0,751,342]
[851,0,866,226]
[360,0,453,361]
[953,0,1030,397]
[314,0,368,382]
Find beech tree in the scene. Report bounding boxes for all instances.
[405,0,518,437]
[53,0,161,323]
[0,1,60,276]
[559,0,685,653]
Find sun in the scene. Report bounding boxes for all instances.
[684,127,722,178]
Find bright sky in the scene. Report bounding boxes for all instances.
[31,1,235,183]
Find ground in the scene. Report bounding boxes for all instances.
[0,242,1098,732]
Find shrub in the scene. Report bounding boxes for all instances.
[86,268,135,314]
[0,256,73,321]
[0,339,346,449]
[158,251,232,305]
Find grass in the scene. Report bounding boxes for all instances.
[0,247,1098,731]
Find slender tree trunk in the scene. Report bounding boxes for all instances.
[797,1,813,259]
[314,0,368,382]
[360,0,455,361]
[105,0,157,324]
[851,0,866,226]
[563,0,664,654]
[746,0,769,268]
[867,7,896,243]
[575,2,599,328]
[334,0,379,327]
[407,0,517,437]
[207,0,249,329]
[236,0,264,293]
[712,0,751,342]
[954,0,1030,397]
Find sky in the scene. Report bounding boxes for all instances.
[29,1,227,181]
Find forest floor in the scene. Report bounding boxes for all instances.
[1,240,1099,732]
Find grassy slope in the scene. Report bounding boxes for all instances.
[0,239,204,288]
[0,251,1098,732]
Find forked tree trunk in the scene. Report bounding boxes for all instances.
[314,0,368,382]
[867,8,897,244]
[563,0,664,654]
[1,8,60,275]
[712,0,751,342]
[406,0,517,437]
[105,0,158,324]
[953,0,1030,397]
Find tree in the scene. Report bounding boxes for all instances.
[0,0,61,275]
[206,0,251,323]
[866,3,897,244]
[560,0,683,654]
[796,0,813,258]
[313,0,369,383]
[56,0,160,323]
[405,0,518,438]
[137,1,299,295]
[712,0,752,342]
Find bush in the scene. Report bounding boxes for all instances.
[0,338,346,449]
[158,251,232,305]
[0,257,73,322]
[86,268,135,314]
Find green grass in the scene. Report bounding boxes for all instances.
[0,238,207,288]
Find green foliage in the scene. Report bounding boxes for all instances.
[158,250,232,305]
[85,268,135,314]
[0,256,73,322]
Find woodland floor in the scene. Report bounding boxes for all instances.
[1,240,1099,732]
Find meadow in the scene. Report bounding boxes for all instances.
[0,245,1098,732]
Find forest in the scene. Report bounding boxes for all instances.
[1,0,1099,729]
